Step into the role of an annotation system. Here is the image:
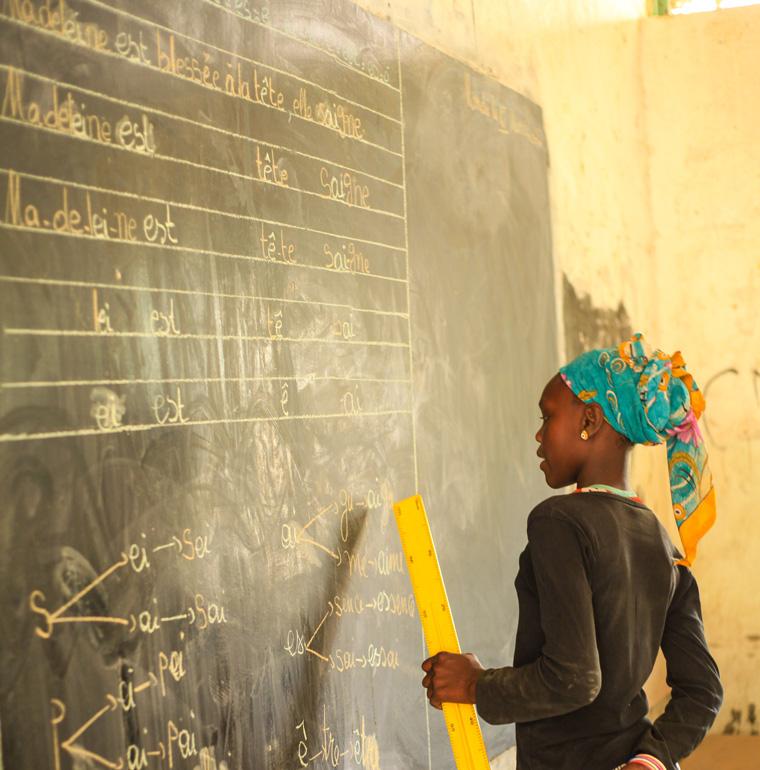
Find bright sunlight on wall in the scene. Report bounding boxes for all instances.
[669,0,760,13]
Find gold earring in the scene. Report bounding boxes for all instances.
[580,430,589,441]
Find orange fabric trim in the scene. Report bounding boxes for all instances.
[617,340,633,366]
[675,486,717,566]
[670,350,706,418]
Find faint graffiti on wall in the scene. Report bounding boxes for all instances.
[702,367,760,449]
[723,703,759,735]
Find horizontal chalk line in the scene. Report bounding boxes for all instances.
[0,408,413,443]
[3,327,411,349]
[1,374,412,390]
[0,274,409,319]
[0,166,408,259]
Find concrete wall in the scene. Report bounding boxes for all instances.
[355,0,760,758]
[643,6,760,735]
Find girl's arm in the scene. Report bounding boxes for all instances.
[474,510,603,724]
[631,565,723,768]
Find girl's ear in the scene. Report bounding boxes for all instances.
[582,402,606,437]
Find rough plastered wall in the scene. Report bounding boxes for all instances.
[642,5,760,736]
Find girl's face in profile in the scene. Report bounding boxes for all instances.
[535,374,587,489]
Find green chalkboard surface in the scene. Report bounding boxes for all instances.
[0,2,556,768]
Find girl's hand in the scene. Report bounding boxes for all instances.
[421,651,484,709]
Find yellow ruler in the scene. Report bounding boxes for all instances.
[393,494,491,770]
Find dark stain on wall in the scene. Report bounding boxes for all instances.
[723,703,759,735]
[563,274,633,360]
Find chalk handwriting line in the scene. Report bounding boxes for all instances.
[0,64,404,190]
[396,30,428,770]
[0,218,407,289]
[196,0,402,95]
[0,408,412,444]
[152,541,178,553]
[0,113,404,222]
[61,699,116,749]
[62,698,120,756]
[66,670,155,743]
[305,608,331,662]
[52,672,156,770]
[51,700,66,770]
[27,553,130,638]
[0,166,409,257]
[0,11,402,160]
[153,538,181,553]
[296,535,339,562]
[2,373,411,390]
[0,275,410,320]
[132,672,159,694]
[89,0,402,117]
[3,327,411,349]
[151,535,182,554]
[300,502,339,533]
[50,615,129,627]
[56,694,123,770]
[158,613,187,623]
[307,747,351,763]
[49,552,127,622]
[64,744,122,770]
[0,112,401,219]
[294,502,341,561]
[89,286,97,331]
[394,32,419,494]
[127,605,194,632]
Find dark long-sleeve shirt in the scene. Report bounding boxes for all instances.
[475,492,723,770]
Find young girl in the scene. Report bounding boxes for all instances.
[421,333,722,770]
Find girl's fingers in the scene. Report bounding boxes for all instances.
[426,681,446,709]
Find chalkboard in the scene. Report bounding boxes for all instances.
[0,2,556,768]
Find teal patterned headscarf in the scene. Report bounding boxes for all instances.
[559,333,716,565]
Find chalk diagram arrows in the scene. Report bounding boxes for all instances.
[28,551,130,639]
[50,673,159,770]
[296,502,340,561]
